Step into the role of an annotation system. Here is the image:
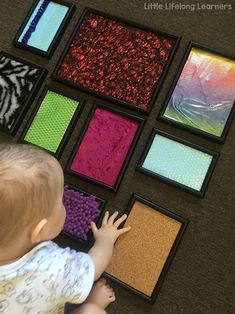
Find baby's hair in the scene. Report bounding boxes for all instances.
[0,144,62,248]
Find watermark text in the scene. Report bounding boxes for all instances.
[144,2,232,11]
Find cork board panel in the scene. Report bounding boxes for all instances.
[106,200,182,297]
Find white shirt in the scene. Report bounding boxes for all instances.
[0,241,95,314]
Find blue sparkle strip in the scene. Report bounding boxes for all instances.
[22,0,50,44]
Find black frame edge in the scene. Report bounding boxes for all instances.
[158,41,235,143]
[104,193,189,303]
[61,182,106,246]
[136,128,220,197]
[65,102,145,192]
[12,0,76,59]
[18,85,85,159]
[51,6,181,114]
[0,51,48,135]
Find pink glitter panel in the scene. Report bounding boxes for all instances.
[70,107,140,187]
[56,12,175,110]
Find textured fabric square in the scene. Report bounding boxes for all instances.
[142,134,213,191]
[106,200,182,297]
[70,107,140,187]
[0,55,40,130]
[24,90,78,153]
[163,47,235,137]
[18,0,69,52]
[63,185,102,241]
[56,11,176,110]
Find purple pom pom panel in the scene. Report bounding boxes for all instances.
[62,184,106,243]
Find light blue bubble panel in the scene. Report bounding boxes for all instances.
[142,134,213,191]
[18,0,69,52]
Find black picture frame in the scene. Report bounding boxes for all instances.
[13,0,76,59]
[62,183,106,246]
[18,85,85,159]
[104,193,189,304]
[136,128,219,197]
[52,6,181,114]
[158,42,235,143]
[65,102,145,192]
[0,51,48,136]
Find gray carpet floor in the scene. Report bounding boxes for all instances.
[0,0,234,313]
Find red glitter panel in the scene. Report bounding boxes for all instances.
[56,11,176,111]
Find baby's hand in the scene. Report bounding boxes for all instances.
[90,211,131,243]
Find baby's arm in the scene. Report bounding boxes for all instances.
[89,211,130,280]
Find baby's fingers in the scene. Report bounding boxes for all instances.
[114,213,128,228]
[102,211,109,226]
[117,226,131,236]
[90,221,98,234]
[107,211,119,225]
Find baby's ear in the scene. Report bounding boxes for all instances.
[30,219,48,243]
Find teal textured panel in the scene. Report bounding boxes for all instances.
[18,0,68,52]
[142,134,213,191]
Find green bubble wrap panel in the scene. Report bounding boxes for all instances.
[142,134,213,191]
[24,90,79,153]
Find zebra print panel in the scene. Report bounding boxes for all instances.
[0,54,40,130]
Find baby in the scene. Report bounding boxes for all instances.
[0,144,131,314]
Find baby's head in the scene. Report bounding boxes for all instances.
[0,144,65,249]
